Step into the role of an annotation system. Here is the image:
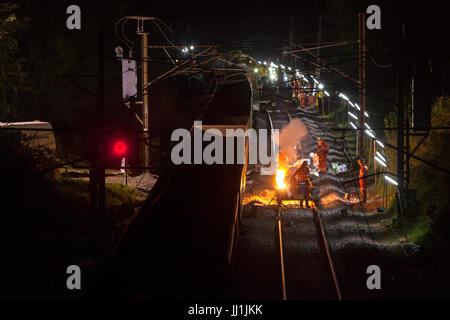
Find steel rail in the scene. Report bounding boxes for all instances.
[277,206,287,300]
[267,111,287,299]
[311,202,343,300]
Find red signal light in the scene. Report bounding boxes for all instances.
[113,141,127,156]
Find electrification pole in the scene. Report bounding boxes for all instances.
[317,14,322,78]
[358,12,366,156]
[290,13,295,68]
[140,31,150,172]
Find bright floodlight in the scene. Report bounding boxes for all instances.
[254,68,258,73]
[376,140,384,148]
[376,151,386,162]
[348,111,358,120]
[365,129,376,138]
[375,156,387,167]
[350,122,357,129]
[318,83,324,89]
[324,91,330,96]
[385,175,398,186]
[339,93,349,101]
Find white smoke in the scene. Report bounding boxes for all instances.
[278,118,309,161]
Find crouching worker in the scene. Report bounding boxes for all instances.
[293,161,312,208]
[358,159,369,203]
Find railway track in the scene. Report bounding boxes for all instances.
[268,111,341,300]
[275,201,342,300]
[234,109,342,299]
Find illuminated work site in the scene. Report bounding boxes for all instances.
[1,0,449,304]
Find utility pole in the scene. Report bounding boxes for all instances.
[357,12,366,156]
[290,13,295,68]
[397,22,406,196]
[140,30,150,172]
[317,14,322,78]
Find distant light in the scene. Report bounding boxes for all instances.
[375,156,387,167]
[288,67,292,71]
[348,111,358,120]
[313,78,319,85]
[318,83,324,89]
[339,93,349,101]
[309,152,315,158]
[350,122,357,129]
[258,60,262,64]
[263,61,267,65]
[385,175,398,186]
[376,151,386,162]
[190,45,194,50]
[348,101,355,108]
[324,91,330,96]
[376,140,384,148]
[364,111,369,117]
[254,68,259,73]
[302,78,309,83]
[354,103,361,110]
[365,129,376,139]
[280,64,285,69]
[365,123,371,130]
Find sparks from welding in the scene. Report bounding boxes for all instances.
[276,168,287,189]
